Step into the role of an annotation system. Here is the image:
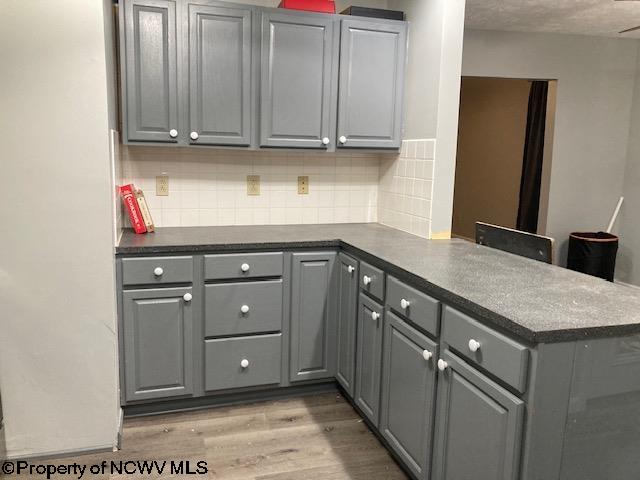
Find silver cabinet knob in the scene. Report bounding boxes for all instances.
[437,359,448,372]
[183,293,192,302]
[169,129,178,138]
[422,350,433,361]
[363,275,372,285]
[347,265,355,274]
[400,298,411,309]
[468,339,481,352]
[339,135,347,144]
[322,137,330,145]
[190,131,199,140]
[241,263,250,272]
[154,267,164,277]
[240,305,250,314]
[371,311,380,321]
[240,359,249,369]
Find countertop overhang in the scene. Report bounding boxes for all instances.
[117,223,640,344]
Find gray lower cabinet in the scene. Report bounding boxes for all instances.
[355,292,384,426]
[335,253,359,397]
[432,350,525,480]
[289,252,337,382]
[336,19,407,149]
[122,0,180,143]
[260,11,337,149]
[380,312,437,480]
[122,287,194,402]
[188,3,253,146]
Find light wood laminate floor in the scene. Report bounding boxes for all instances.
[24,392,408,479]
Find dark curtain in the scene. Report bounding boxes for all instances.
[517,80,548,233]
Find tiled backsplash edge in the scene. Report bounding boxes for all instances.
[378,139,436,239]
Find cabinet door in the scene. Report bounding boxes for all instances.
[380,312,437,480]
[432,350,525,480]
[335,253,359,397]
[188,4,252,146]
[260,12,337,148]
[289,252,337,382]
[355,293,384,426]
[123,287,194,402]
[337,19,406,149]
[122,0,180,143]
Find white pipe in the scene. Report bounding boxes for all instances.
[606,197,624,233]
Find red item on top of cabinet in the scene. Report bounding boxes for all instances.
[120,184,147,234]
[278,0,336,14]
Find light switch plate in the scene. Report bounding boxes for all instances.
[156,175,169,196]
[298,176,309,195]
[247,175,261,196]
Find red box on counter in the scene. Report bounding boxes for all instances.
[278,0,335,14]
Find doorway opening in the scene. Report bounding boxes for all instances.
[452,77,557,241]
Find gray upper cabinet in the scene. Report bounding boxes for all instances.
[260,12,337,149]
[289,252,337,382]
[122,0,180,143]
[380,312,437,480]
[355,292,384,426]
[432,350,525,480]
[122,287,194,402]
[335,253,359,398]
[188,4,253,146]
[336,19,407,149]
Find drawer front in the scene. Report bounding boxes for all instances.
[360,261,385,302]
[204,252,283,280]
[387,276,440,336]
[205,280,283,337]
[443,306,529,393]
[122,256,193,286]
[205,333,282,391]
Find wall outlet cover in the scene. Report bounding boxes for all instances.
[247,175,261,196]
[156,175,169,196]
[298,176,309,195]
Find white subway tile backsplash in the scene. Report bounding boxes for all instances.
[378,139,436,239]
[121,146,381,228]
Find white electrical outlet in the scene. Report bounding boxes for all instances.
[247,175,260,196]
[156,175,169,196]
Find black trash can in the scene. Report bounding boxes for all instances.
[567,232,619,282]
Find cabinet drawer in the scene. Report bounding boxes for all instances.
[205,334,282,391]
[442,306,529,393]
[360,261,385,302]
[204,252,283,280]
[122,256,193,286]
[387,276,440,336]
[205,280,283,337]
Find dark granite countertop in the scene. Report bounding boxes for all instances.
[117,223,640,344]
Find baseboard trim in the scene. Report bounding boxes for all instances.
[6,444,115,462]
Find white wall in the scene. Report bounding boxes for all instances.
[233,0,388,12]
[463,29,639,264]
[0,0,120,459]
[619,53,640,285]
[381,0,465,239]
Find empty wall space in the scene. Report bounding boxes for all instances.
[452,77,530,240]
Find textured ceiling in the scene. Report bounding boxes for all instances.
[465,0,640,38]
